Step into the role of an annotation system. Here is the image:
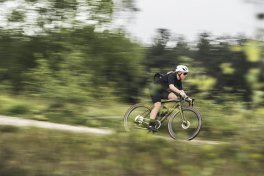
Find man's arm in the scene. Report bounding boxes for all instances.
[169,84,186,97]
[169,84,192,102]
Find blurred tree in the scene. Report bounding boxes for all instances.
[0,0,136,34]
[15,27,144,103]
[144,28,174,71]
[196,33,253,101]
[0,0,144,103]
[8,10,25,22]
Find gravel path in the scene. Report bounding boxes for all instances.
[0,115,223,145]
[0,115,113,135]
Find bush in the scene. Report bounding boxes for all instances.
[7,104,30,115]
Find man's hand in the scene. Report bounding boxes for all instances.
[186,97,192,102]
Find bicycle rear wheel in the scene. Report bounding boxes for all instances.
[168,107,202,140]
[123,104,151,132]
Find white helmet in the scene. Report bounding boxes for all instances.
[175,65,189,73]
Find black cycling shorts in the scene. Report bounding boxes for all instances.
[150,89,170,103]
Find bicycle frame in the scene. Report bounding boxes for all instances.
[129,99,194,130]
[156,99,187,124]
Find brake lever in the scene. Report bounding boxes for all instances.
[191,99,195,106]
[187,98,195,106]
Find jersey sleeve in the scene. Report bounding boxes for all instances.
[168,73,183,90]
[167,73,175,85]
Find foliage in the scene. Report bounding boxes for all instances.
[0,0,137,34]
[0,27,145,103]
[0,1,263,175]
[144,31,264,104]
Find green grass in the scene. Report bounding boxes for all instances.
[0,93,263,176]
[0,94,130,128]
[0,126,263,176]
[0,93,263,141]
[0,95,47,119]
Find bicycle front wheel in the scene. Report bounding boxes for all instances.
[168,107,202,140]
[123,104,151,132]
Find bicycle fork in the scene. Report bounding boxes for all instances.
[178,105,190,129]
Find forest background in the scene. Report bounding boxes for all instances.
[0,0,263,175]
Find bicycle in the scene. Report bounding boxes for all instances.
[123,98,202,140]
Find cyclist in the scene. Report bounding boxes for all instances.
[148,65,191,132]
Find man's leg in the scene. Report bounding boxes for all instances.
[148,102,161,132]
[149,89,163,132]
[168,92,178,100]
[150,102,161,120]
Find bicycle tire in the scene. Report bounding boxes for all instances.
[123,104,151,132]
[168,107,202,140]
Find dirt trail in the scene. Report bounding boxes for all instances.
[0,115,113,135]
[0,115,224,145]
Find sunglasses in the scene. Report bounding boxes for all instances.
[183,73,188,76]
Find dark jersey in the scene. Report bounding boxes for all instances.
[151,72,183,103]
[158,72,183,90]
